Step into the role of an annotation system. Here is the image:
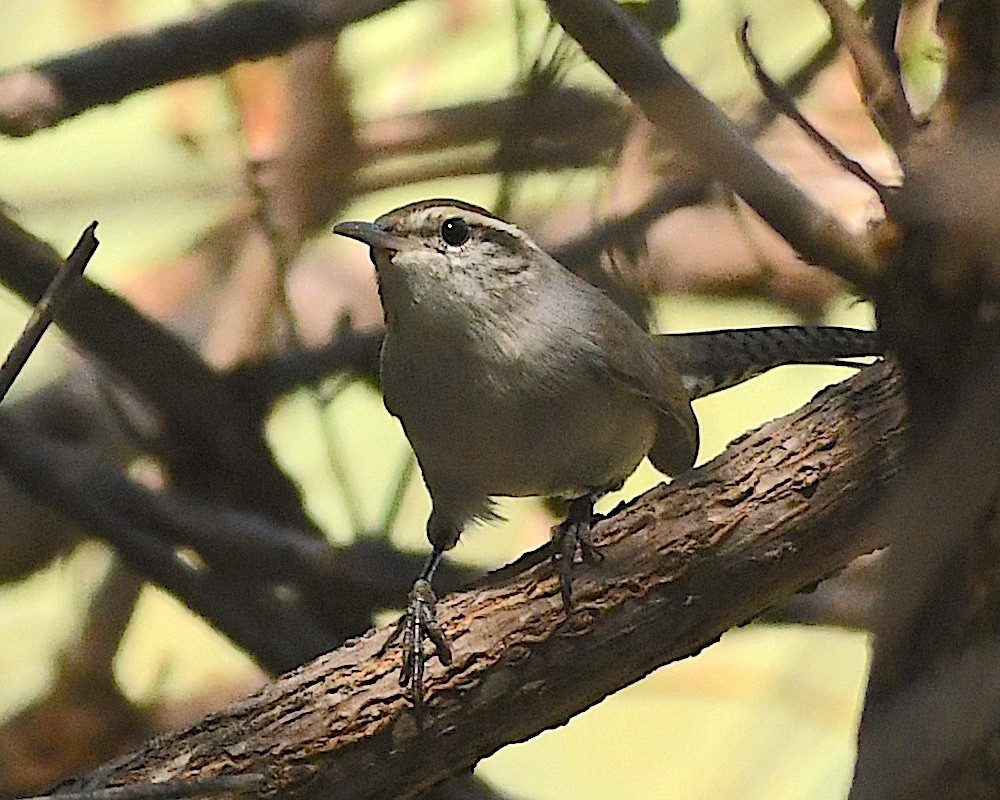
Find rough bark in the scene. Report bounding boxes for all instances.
[52,361,904,800]
[849,3,1000,796]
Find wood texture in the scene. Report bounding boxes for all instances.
[56,361,905,800]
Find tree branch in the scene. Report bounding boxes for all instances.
[738,20,895,208]
[0,0,406,136]
[544,0,884,295]
[812,0,916,151]
[0,408,479,673]
[0,214,214,419]
[851,348,1000,799]
[0,222,98,402]
[49,361,905,800]
[0,213,310,525]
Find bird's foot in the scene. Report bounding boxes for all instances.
[551,496,603,609]
[380,578,452,712]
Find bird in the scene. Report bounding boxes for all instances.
[333,198,880,708]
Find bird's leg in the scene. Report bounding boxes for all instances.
[379,548,452,711]
[551,494,604,609]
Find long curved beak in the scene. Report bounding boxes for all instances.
[332,220,410,251]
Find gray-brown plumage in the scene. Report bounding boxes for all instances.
[334,198,880,708]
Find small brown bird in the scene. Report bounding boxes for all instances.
[334,198,880,708]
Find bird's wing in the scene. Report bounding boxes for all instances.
[595,316,700,476]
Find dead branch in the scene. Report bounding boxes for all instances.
[0,215,212,419]
[47,361,905,800]
[0,408,479,672]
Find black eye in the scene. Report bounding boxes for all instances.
[440,217,470,246]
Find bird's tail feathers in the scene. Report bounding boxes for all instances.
[656,325,882,400]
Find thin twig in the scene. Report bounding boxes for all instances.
[311,375,368,535]
[738,19,895,209]
[0,213,230,423]
[0,222,98,403]
[552,6,858,275]
[812,0,916,151]
[0,213,310,526]
[218,70,300,342]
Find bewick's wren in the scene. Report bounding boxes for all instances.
[334,199,880,708]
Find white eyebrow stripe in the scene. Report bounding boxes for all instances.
[410,204,548,257]
[471,214,550,257]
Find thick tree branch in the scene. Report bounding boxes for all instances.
[0,414,331,672]
[851,349,1000,799]
[845,5,1000,794]
[0,0,406,136]
[50,361,905,800]
[544,0,884,295]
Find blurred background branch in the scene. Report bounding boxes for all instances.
[0,0,407,136]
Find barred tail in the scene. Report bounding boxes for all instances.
[656,326,883,400]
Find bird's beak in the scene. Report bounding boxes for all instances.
[332,221,410,252]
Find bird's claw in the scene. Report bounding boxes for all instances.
[381,578,452,711]
[551,497,602,609]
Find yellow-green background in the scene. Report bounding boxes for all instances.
[0,1,921,797]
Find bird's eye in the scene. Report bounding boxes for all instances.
[440,217,470,246]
